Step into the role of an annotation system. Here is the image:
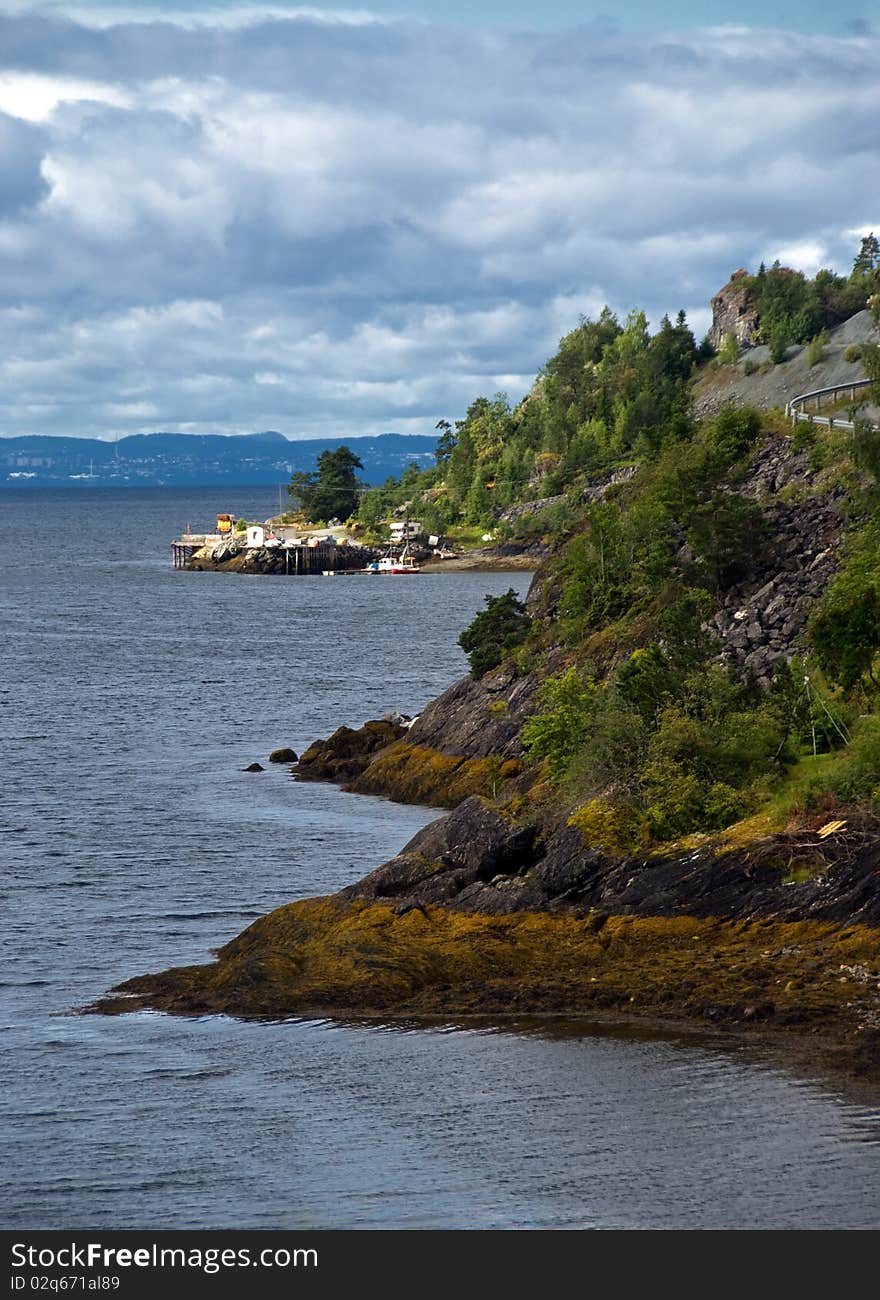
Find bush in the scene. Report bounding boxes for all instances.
[810,588,880,692]
[798,716,880,807]
[769,326,790,365]
[743,356,759,376]
[806,330,827,368]
[706,405,762,466]
[458,589,531,678]
[809,521,880,691]
[844,343,863,364]
[522,668,595,782]
[791,422,817,454]
[568,799,640,854]
[717,332,739,366]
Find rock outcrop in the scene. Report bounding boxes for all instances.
[704,437,845,683]
[91,811,880,1087]
[708,268,759,350]
[293,719,408,784]
[343,797,880,926]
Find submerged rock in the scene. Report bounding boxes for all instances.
[268,747,298,764]
[243,762,264,772]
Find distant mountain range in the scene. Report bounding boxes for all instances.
[0,430,438,488]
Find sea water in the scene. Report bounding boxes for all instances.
[2,486,880,1230]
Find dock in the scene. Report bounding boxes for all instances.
[171,533,379,575]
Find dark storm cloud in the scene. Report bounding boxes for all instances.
[0,11,876,438]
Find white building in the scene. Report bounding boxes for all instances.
[389,520,422,540]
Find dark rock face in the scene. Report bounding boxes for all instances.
[340,797,537,907]
[292,719,407,783]
[406,666,542,761]
[337,801,880,926]
[269,747,298,764]
[703,439,845,683]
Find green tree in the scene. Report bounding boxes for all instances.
[434,420,457,467]
[289,445,364,522]
[686,492,767,592]
[811,590,880,692]
[769,324,790,365]
[458,589,531,678]
[522,668,595,781]
[863,341,880,404]
[852,232,879,278]
[809,522,880,693]
[717,332,738,366]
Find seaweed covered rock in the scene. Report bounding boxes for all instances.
[91,897,880,1092]
[292,719,407,783]
[347,743,522,807]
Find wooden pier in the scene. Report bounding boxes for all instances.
[171,536,378,575]
[172,542,198,569]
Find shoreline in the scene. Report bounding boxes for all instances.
[91,707,880,1102]
[90,895,880,1101]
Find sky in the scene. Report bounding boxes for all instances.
[0,2,876,442]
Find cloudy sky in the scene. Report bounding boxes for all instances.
[0,2,876,442]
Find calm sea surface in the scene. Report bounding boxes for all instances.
[2,485,880,1230]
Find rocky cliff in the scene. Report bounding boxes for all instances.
[708,268,759,350]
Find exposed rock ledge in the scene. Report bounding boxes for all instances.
[91,794,880,1090]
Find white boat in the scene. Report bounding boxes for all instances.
[364,553,421,575]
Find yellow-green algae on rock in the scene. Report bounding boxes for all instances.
[349,742,522,807]
[94,898,880,1052]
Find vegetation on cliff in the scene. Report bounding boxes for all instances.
[722,244,879,357]
[291,252,880,850]
[350,236,879,543]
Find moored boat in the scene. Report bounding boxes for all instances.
[364,553,421,574]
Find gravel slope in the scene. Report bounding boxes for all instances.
[693,309,878,419]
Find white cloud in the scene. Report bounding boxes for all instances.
[0,12,876,440]
[767,240,828,277]
[0,72,130,123]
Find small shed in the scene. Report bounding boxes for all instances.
[246,525,265,548]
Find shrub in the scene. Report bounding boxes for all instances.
[458,589,531,678]
[769,326,790,365]
[797,716,880,807]
[717,332,739,366]
[522,668,595,782]
[706,405,762,466]
[568,799,640,854]
[809,521,880,692]
[844,343,863,364]
[743,356,759,376]
[791,421,817,454]
[685,492,767,591]
[810,587,880,692]
[805,330,827,368]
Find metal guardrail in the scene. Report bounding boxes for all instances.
[786,378,875,431]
